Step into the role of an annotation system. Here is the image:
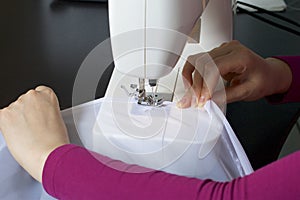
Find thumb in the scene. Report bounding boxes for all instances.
[225,82,252,103]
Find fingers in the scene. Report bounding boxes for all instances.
[178,55,201,108]
[177,70,204,108]
[192,68,204,100]
[194,55,216,101]
[182,56,196,89]
[178,40,255,108]
[2,85,57,111]
[179,52,225,108]
[178,57,214,108]
[225,81,252,103]
[35,85,59,106]
[179,54,204,108]
[176,91,194,108]
[193,52,229,108]
[209,41,233,59]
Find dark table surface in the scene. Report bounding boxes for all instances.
[0,0,299,169]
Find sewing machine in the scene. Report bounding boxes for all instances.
[106,0,233,105]
[88,0,244,181]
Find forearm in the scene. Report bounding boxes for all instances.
[42,144,300,200]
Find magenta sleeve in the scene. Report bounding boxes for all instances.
[267,56,300,103]
[42,144,300,200]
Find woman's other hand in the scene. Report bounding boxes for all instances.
[0,86,70,182]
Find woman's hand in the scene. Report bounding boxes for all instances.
[177,40,292,108]
[0,86,70,182]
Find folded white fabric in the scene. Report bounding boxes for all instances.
[238,0,287,12]
[92,99,253,181]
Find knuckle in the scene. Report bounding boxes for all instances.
[230,40,241,47]
[187,53,202,65]
[35,85,47,90]
[22,89,39,103]
[220,41,229,47]
[231,40,239,44]
[36,85,55,94]
[0,107,11,122]
[187,54,197,62]
[235,48,251,65]
[36,85,53,94]
[1,107,10,115]
[35,86,57,101]
[26,89,38,97]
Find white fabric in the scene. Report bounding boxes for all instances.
[91,99,253,181]
[238,0,287,11]
[0,98,253,198]
[0,134,54,200]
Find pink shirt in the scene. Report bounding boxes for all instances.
[267,56,300,103]
[42,56,300,200]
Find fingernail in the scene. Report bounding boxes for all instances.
[198,96,206,107]
[177,98,187,108]
[191,96,198,107]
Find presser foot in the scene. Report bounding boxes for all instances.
[121,84,165,107]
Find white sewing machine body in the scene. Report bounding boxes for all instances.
[107,0,233,103]
[109,0,203,80]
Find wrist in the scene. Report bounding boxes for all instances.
[36,143,69,182]
[265,57,292,96]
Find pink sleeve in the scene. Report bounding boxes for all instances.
[267,56,300,103]
[42,144,300,200]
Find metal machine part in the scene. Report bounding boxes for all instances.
[121,78,167,107]
[148,79,157,87]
